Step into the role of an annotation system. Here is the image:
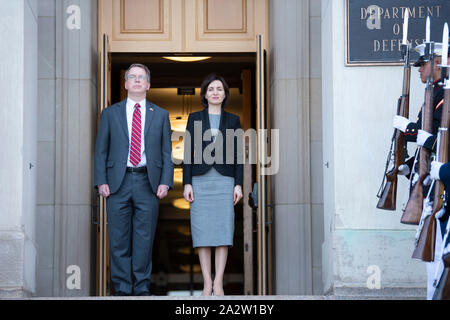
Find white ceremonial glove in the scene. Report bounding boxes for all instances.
[424,175,432,186]
[436,207,446,219]
[417,129,432,147]
[398,164,410,176]
[393,115,411,132]
[430,161,444,180]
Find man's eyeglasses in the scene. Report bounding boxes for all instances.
[127,75,148,81]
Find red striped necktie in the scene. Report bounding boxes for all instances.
[130,103,142,167]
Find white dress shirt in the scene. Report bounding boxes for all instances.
[126,98,147,167]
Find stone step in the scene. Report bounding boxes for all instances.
[6,294,425,300]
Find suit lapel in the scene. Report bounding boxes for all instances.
[118,99,128,139]
[219,110,226,132]
[201,108,210,131]
[144,100,154,137]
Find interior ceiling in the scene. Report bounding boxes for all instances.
[111,52,256,89]
[111,52,256,64]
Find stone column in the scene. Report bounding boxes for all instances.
[53,0,97,296]
[36,0,57,297]
[309,1,324,296]
[0,0,38,297]
[270,0,313,294]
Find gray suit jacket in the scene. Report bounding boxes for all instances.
[94,99,174,194]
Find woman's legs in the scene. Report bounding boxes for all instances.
[197,246,229,296]
[213,246,229,296]
[197,247,213,296]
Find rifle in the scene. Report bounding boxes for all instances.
[433,252,450,300]
[413,25,450,260]
[400,41,436,225]
[376,30,411,210]
[412,87,449,260]
[433,210,450,299]
[433,202,450,300]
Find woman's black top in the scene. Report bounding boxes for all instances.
[183,108,243,186]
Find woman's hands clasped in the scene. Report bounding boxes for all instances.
[184,184,194,203]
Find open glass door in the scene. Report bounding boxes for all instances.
[256,34,273,295]
[241,69,253,295]
[95,33,111,296]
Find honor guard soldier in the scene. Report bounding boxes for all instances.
[392,42,446,178]
[429,160,450,299]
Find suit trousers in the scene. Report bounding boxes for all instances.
[106,171,159,295]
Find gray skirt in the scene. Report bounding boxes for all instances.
[190,167,235,248]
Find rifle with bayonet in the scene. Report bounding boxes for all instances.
[377,13,411,210]
[434,194,450,299]
[413,23,450,262]
[401,17,435,225]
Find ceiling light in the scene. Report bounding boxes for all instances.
[162,56,212,62]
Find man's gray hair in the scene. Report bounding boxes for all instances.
[125,63,151,82]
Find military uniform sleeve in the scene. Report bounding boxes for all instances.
[404,116,420,142]
[439,162,450,189]
[422,134,437,152]
[421,99,444,151]
[404,123,420,142]
[432,100,443,135]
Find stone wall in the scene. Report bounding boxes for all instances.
[270,0,324,295]
[35,0,98,297]
[0,0,38,298]
[321,0,427,297]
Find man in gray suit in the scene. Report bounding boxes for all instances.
[94,63,173,296]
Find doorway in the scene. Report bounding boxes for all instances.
[95,52,265,295]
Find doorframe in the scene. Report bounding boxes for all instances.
[95,50,272,295]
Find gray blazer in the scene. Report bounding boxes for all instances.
[94,99,174,194]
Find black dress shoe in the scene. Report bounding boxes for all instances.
[113,291,130,296]
[135,292,151,296]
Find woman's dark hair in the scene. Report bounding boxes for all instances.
[200,74,230,108]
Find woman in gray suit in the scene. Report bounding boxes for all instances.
[183,74,243,296]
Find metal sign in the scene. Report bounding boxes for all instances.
[177,88,196,95]
[345,0,450,66]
